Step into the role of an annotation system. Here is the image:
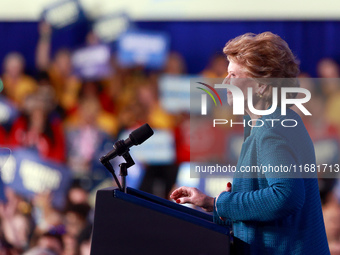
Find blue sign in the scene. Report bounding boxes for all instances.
[0,148,11,202]
[176,162,200,188]
[0,95,19,126]
[117,30,170,69]
[93,12,132,43]
[118,129,176,165]
[227,133,244,165]
[42,0,87,29]
[314,138,340,165]
[72,44,112,79]
[159,75,202,113]
[0,149,71,209]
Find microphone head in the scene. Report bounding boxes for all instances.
[129,123,154,145]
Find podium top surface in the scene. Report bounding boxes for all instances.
[98,187,230,235]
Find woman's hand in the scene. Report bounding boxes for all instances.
[170,187,214,212]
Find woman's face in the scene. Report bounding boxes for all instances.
[224,61,256,106]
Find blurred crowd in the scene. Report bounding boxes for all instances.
[0,21,340,254]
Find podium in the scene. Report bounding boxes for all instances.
[90,187,231,255]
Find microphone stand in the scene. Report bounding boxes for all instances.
[119,151,135,193]
[99,150,135,193]
[100,157,122,191]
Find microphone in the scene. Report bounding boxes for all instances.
[100,123,154,163]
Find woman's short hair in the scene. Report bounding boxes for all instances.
[223,32,299,78]
[224,32,300,100]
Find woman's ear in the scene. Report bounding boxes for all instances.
[258,83,268,95]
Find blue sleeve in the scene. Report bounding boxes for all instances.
[213,197,232,226]
[215,128,306,222]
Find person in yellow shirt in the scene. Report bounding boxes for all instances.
[64,81,118,137]
[316,58,340,133]
[137,81,175,129]
[36,21,81,114]
[2,52,37,106]
[201,53,229,78]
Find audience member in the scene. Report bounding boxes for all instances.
[2,52,37,106]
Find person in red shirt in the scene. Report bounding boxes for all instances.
[8,87,65,163]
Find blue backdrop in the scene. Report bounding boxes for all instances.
[0,21,340,77]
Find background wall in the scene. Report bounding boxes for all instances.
[2,0,340,20]
[1,21,340,76]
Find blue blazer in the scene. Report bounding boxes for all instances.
[213,108,330,254]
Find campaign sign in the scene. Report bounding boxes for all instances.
[314,138,340,165]
[0,148,12,202]
[226,131,244,165]
[93,12,131,43]
[0,149,71,209]
[159,75,204,114]
[83,159,144,192]
[0,95,19,125]
[176,163,232,198]
[110,158,145,189]
[42,0,86,29]
[176,162,200,189]
[117,30,169,69]
[118,129,176,165]
[72,44,111,79]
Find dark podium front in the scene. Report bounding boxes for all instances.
[90,187,230,255]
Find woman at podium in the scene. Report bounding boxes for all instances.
[171,32,330,254]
